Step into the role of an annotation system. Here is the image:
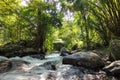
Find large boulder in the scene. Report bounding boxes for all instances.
[62,52,105,69]
[103,60,120,77]
[109,39,120,61]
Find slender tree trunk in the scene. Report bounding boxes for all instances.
[85,26,90,49]
[35,8,46,52]
[84,18,90,49]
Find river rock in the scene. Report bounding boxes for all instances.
[0,60,12,73]
[30,54,45,60]
[60,47,72,56]
[103,60,120,76]
[0,56,11,73]
[0,54,116,80]
[109,39,120,61]
[9,57,30,71]
[62,51,105,69]
[41,62,56,70]
[40,65,109,80]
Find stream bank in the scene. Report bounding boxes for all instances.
[0,53,119,80]
[0,40,120,80]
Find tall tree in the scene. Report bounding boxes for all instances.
[25,0,62,52]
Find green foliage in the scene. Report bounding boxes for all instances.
[44,27,56,51]
[92,0,120,37]
[86,0,120,45]
[57,21,83,49]
[0,0,119,52]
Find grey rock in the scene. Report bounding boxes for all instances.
[9,57,30,70]
[63,52,105,69]
[0,60,12,73]
[60,47,72,56]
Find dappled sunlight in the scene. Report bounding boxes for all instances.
[0,0,120,80]
[21,0,29,7]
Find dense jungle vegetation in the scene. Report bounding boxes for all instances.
[0,0,120,52]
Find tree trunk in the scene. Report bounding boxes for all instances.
[35,8,46,52]
[84,18,90,49]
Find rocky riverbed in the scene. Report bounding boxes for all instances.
[0,52,119,80]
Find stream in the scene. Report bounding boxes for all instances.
[0,52,117,80]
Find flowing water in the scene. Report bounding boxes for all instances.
[0,53,63,80]
[0,53,117,80]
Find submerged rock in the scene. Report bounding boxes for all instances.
[40,65,109,80]
[0,53,118,80]
[0,56,31,73]
[40,62,56,70]
[0,60,12,73]
[63,51,105,69]
[30,54,45,60]
[9,57,30,70]
[0,56,11,73]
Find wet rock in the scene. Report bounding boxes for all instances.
[9,57,30,71]
[0,56,11,73]
[30,61,56,74]
[40,65,83,80]
[109,39,120,61]
[83,72,107,80]
[0,56,30,73]
[60,47,72,56]
[0,54,117,80]
[63,51,105,69]
[29,50,45,59]
[0,60,12,73]
[40,65,109,80]
[103,60,120,76]
[30,54,45,60]
[41,62,56,70]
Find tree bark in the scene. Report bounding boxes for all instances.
[35,8,46,52]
